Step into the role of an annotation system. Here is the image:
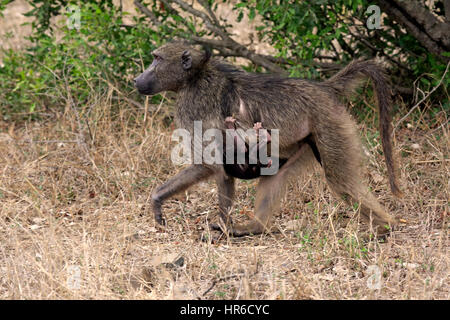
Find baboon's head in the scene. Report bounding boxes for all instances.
[134,42,210,95]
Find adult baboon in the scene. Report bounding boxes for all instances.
[134,41,402,236]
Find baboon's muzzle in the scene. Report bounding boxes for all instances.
[134,71,156,95]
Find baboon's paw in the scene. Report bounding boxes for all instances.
[208,222,234,235]
[200,230,225,243]
[361,225,394,243]
[208,222,252,237]
[208,222,222,231]
[154,213,166,227]
[225,116,237,129]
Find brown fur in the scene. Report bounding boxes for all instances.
[134,42,402,236]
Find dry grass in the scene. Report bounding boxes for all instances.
[0,88,448,300]
[0,0,448,300]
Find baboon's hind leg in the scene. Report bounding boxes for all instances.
[314,108,396,233]
[209,173,235,230]
[230,142,312,236]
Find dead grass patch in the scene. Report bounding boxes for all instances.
[0,90,448,299]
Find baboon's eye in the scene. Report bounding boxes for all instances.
[153,54,163,61]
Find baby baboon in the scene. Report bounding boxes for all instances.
[223,117,283,179]
[134,41,402,236]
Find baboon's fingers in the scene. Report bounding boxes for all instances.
[152,198,165,225]
[200,230,226,243]
[230,223,283,237]
[231,222,264,237]
[155,212,166,226]
[209,222,222,231]
[225,116,237,129]
[209,221,235,233]
[209,222,261,237]
[253,122,262,130]
[209,217,262,237]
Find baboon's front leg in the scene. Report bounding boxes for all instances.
[151,165,215,225]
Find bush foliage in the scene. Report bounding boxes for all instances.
[0,0,448,120]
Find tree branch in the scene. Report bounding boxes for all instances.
[395,0,450,49]
[445,0,450,22]
[376,0,450,61]
[134,0,162,27]
[167,0,286,73]
[346,26,413,73]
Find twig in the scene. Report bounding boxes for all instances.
[414,159,449,164]
[348,27,412,73]
[23,140,78,144]
[394,61,450,133]
[134,0,162,27]
[427,119,449,136]
[171,0,226,37]
[111,96,146,110]
[202,273,245,297]
[198,0,221,26]
[156,0,285,73]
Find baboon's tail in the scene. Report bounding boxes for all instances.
[324,60,402,198]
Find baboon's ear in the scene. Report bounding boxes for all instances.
[181,50,192,70]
